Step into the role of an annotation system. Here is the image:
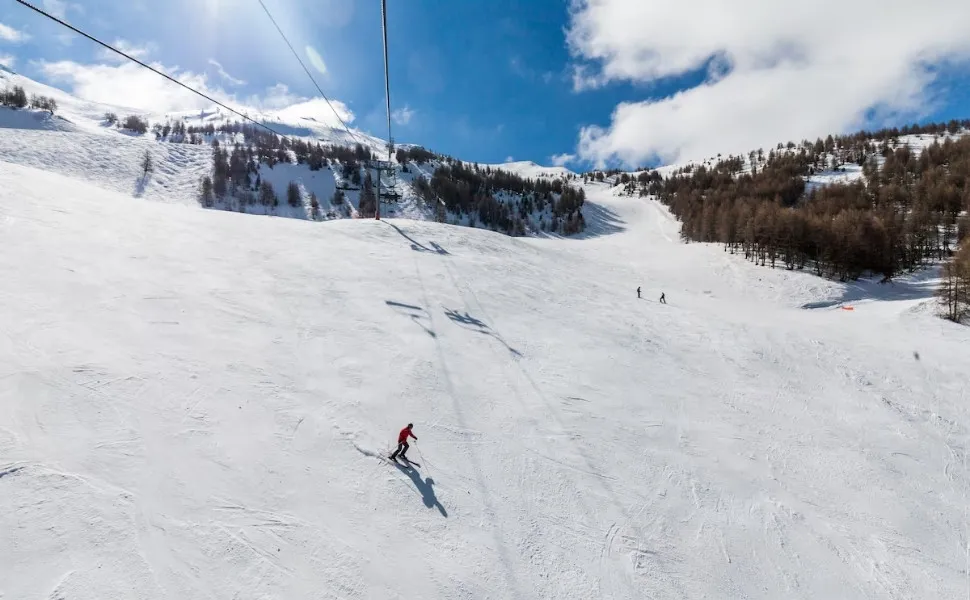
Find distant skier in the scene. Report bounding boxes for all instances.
[637,286,641,299]
[390,423,417,461]
[659,292,666,304]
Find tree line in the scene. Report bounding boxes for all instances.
[102,114,378,174]
[621,121,970,322]
[2,85,57,113]
[409,161,586,236]
[186,121,587,235]
[396,145,437,166]
[939,244,970,322]
[199,138,360,220]
[199,124,589,236]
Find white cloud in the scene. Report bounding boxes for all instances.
[391,105,414,125]
[0,54,15,69]
[0,22,29,43]
[305,46,327,76]
[272,97,356,128]
[36,58,354,127]
[116,39,153,58]
[245,82,303,110]
[510,56,530,79]
[510,56,555,85]
[43,0,69,19]
[208,59,245,86]
[550,153,576,167]
[245,84,356,128]
[505,156,515,162]
[98,39,155,63]
[39,59,219,113]
[566,0,970,167]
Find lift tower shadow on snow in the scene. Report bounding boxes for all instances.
[384,221,449,255]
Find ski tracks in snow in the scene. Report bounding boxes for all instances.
[5,163,970,598]
[403,242,528,599]
[404,223,646,599]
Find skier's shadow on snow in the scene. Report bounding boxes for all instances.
[444,309,522,358]
[393,462,448,517]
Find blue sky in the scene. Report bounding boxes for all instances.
[2,0,970,168]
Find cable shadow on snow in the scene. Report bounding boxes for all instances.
[392,461,448,517]
[384,221,449,255]
[444,308,522,358]
[385,300,436,338]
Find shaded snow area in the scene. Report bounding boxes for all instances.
[2,160,969,599]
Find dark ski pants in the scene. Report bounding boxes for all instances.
[390,441,409,459]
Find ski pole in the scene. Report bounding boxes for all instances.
[413,442,431,472]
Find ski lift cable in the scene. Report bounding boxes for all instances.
[380,0,393,159]
[11,0,292,141]
[256,0,366,148]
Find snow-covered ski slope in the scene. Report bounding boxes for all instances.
[3,157,969,600]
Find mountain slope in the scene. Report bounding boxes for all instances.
[2,159,969,599]
[482,160,574,180]
[0,70,585,235]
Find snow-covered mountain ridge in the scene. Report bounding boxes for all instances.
[0,68,582,236]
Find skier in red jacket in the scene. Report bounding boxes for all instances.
[389,423,417,461]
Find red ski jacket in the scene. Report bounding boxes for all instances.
[398,427,416,444]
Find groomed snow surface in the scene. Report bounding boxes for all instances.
[2,157,969,599]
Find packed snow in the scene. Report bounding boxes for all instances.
[2,148,969,599]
